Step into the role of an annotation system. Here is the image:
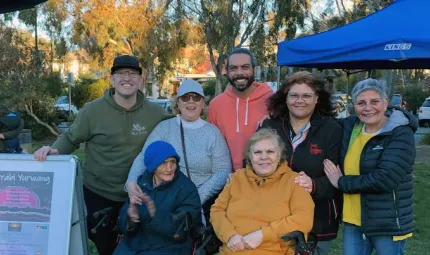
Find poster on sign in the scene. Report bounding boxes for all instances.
[0,154,88,255]
[0,171,54,254]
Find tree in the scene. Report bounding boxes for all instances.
[70,0,191,89]
[0,23,62,136]
[183,0,310,95]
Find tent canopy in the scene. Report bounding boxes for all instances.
[277,0,430,70]
[0,0,47,14]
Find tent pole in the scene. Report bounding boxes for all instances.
[276,66,281,91]
[346,72,350,105]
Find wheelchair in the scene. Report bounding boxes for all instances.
[91,208,318,255]
[282,231,318,255]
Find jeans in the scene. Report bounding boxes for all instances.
[342,223,407,255]
[316,240,332,255]
[6,138,23,153]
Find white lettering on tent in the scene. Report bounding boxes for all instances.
[384,44,412,51]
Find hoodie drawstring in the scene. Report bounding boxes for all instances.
[236,98,240,132]
[236,97,250,132]
[245,97,249,126]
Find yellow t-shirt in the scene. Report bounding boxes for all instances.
[343,128,412,241]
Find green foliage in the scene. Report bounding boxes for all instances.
[71,76,111,109]
[202,77,228,99]
[398,85,430,113]
[41,73,67,98]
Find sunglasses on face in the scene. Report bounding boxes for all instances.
[180,93,203,102]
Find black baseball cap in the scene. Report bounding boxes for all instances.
[111,55,142,75]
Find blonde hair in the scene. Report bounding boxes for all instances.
[245,128,286,164]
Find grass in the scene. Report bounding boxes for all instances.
[50,146,429,255]
[330,163,430,254]
[420,133,430,145]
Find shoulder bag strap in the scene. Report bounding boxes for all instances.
[180,120,192,181]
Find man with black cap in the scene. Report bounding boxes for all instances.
[34,55,172,255]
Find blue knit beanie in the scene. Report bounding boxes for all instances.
[144,141,180,174]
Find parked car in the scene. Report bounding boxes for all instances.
[147,98,172,114]
[54,96,79,120]
[332,99,350,119]
[391,93,407,109]
[418,97,430,127]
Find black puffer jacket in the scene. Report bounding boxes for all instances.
[339,106,416,237]
[261,112,342,241]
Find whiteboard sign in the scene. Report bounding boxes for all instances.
[0,154,88,255]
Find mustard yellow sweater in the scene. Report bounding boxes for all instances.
[210,162,315,255]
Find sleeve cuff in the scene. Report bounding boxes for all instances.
[261,225,275,242]
[222,230,239,244]
[311,179,316,194]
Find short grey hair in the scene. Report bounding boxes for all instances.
[245,128,286,164]
[352,78,388,103]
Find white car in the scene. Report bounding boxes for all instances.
[55,96,79,119]
[147,98,172,113]
[418,97,430,127]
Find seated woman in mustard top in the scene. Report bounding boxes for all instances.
[210,128,315,255]
[324,79,416,255]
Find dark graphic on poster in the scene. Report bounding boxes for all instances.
[0,171,54,222]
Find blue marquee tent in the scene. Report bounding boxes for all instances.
[0,0,47,14]
[277,0,430,70]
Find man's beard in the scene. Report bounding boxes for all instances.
[228,75,255,92]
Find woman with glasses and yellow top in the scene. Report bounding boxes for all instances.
[126,80,231,239]
[324,79,416,255]
[260,71,342,255]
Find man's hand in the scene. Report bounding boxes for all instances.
[227,234,245,252]
[242,230,263,249]
[294,171,313,193]
[0,133,4,139]
[256,115,270,129]
[34,146,59,161]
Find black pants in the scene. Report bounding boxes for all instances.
[201,192,222,255]
[83,186,124,255]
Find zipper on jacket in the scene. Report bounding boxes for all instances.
[328,200,332,225]
[392,191,401,229]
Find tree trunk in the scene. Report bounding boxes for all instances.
[24,104,60,136]
[215,72,223,95]
[335,0,343,17]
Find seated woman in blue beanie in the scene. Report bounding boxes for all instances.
[114,141,202,255]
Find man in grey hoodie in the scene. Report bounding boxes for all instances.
[34,55,172,255]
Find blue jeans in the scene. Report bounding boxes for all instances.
[6,138,23,153]
[342,223,407,255]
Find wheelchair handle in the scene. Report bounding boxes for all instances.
[172,211,189,221]
[93,207,113,218]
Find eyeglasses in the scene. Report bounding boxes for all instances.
[287,92,315,102]
[113,71,140,79]
[180,93,203,102]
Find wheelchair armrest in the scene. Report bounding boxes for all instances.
[282,231,305,242]
[282,231,318,255]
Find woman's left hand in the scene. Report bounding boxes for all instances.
[294,172,313,192]
[242,230,263,249]
[323,159,343,188]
